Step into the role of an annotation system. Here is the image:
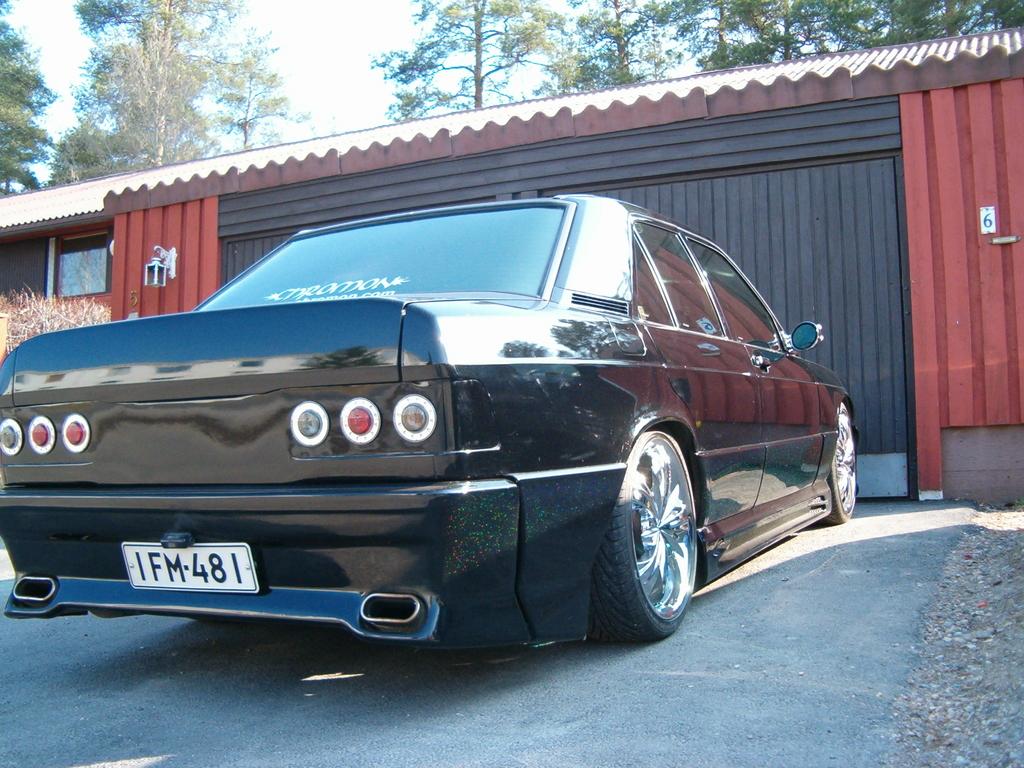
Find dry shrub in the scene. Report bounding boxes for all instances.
[0,291,111,353]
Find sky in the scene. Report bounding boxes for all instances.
[6,0,426,150]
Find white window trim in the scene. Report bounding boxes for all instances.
[45,237,56,298]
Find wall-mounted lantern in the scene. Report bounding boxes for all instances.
[145,246,178,288]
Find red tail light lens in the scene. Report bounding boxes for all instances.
[393,395,436,443]
[347,407,372,435]
[341,398,380,444]
[62,414,91,453]
[0,418,23,456]
[28,416,55,455]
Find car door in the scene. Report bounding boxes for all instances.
[632,221,764,523]
[684,237,824,514]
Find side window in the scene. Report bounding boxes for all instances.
[633,239,674,326]
[635,222,722,336]
[687,239,778,346]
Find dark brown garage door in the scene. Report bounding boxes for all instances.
[583,158,910,497]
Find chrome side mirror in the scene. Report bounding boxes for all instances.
[790,321,823,351]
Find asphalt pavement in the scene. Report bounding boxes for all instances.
[0,501,974,768]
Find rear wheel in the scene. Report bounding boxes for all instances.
[823,403,856,525]
[589,431,697,641]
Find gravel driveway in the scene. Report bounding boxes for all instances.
[886,507,1024,768]
[0,501,998,768]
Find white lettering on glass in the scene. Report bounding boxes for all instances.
[265,276,409,302]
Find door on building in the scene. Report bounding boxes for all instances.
[576,157,911,497]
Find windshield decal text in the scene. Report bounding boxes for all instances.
[265,276,409,302]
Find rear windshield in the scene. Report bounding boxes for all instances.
[201,205,567,310]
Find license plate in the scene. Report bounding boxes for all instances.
[122,542,259,593]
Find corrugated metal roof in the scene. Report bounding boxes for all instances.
[0,174,109,230]
[2,27,1021,231]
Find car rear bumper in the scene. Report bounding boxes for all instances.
[0,465,624,647]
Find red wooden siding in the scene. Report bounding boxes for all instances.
[901,79,1024,493]
[110,197,220,321]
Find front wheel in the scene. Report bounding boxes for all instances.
[823,403,856,525]
[589,431,698,641]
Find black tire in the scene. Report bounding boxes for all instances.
[823,402,856,525]
[589,431,698,641]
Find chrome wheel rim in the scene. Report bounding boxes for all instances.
[834,405,856,514]
[631,436,696,621]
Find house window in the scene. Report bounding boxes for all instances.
[58,233,111,297]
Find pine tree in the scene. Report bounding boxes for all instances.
[544,0,679,94]
[53,0,303,182]
[874,0,1024,44]
[374,0,562,121]
[52,0,238,183]
[667,0,1022,71]
[668,0,879,70]
[0,0,55,194]
[216,32,306,151]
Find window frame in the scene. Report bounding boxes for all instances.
[681,233,787,350]
[630,217,726,339]
[631,235,676,327]
[55,230,113,298]
[201,200,575,312]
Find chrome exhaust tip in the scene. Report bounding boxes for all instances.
[359,593,423,631]
[11,575,58,607]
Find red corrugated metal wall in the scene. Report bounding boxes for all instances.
[110,197,220,321]
[901,79,1024,493]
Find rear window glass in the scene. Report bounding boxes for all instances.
[202,206,567,310]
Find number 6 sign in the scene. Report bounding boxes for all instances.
[981,206,997,235]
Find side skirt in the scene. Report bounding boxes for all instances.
[697,483,832,585]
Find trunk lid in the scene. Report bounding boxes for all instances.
[11,299,404,405]
[0,299,423,487]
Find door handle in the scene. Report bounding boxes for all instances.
[750,353,771,373]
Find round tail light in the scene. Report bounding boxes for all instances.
[0,418,23,456]
[28,416,56,455]
[290,402,329,447]
[393,395,436,443]
[341,398,380,444]
[62,414,91,453]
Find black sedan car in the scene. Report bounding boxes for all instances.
[0,195,856,647]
